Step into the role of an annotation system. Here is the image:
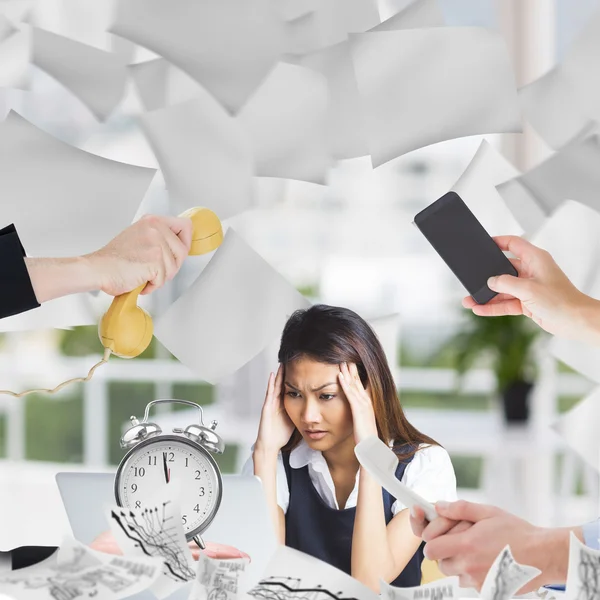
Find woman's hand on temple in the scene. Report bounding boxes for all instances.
[254,364,295,455]
[338,362,378,445]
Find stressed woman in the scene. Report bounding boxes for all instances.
[242,305,456,591]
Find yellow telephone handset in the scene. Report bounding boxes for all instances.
[0,207,223,397]
[99,207,223,359]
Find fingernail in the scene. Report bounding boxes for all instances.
[339,372,344,380]
[487,276,497,289]
[410,506,416,519]
[436,501,450,510]
[423,546,430,559]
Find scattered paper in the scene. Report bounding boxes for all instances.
[0,537,162,600]
[0,29,29,89]
[452,140,523,237]
[138,95,254,219]
[283,0,380,55]
[30,0,118,52]
[191,553,250,600]
[552,387,600,473]
[511,133,600,217]
[297,41,369,159]
[110,0,286,113]
[277,0,317,21]
[0,0,34,23]
[561,10,600,126]
[0,110,155,258]
[495,178,546,235]
[551,337,600,386]
[566,531,600,600]
[0,14,17,43]
[350,27,521,167]
[155,228,310,384]
[31,27,127,121]
[237,62,333,184]
[380,576,458,600]
[479,545,540,600]
[108,497,195,599]
[370,0,444,31]
[129,58,203,112]
[530,201,600,295]
[247,545,378,600]
[519,67,593,150]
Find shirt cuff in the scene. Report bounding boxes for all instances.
[0,224,40,319]
[582,519,600,550]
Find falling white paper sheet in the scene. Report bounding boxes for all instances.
[509,133,600,217]
[371,0,444,31]
[0,537,162,600]
[380,576,458,600]
[0,14,16,42]
[495,178,546,235]
[350,27,522,167]
[566,531,600,599]
[551,387,600,473]
[0,294,94,332]
[0,0,34,23]
[0,111,156,257]
[108,496,195,600]
[191,553,250,600]
[139,95,254,219]
[246,545,378,600]
[155,228,310,384]
[0,29,29,89]
[298,41,369,159]
[277,0,318,22]
[283,0,380,55]
[110,0,286,114]
[129,58,204,112]
[237,62,333,184]
[479,545,540,600]
[551,336,600,386]
[31,27,127,121]
[561,10,600,125]
[452,140,523,237]
[519,68,593,150]
[530,201,600,295]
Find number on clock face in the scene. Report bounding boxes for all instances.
[119,439,218,534]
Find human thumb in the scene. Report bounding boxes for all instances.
[435,500,496,522]
[487,274,523,297]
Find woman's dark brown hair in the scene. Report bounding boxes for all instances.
[279,304,439,461]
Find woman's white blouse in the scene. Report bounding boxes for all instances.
[241,440,457,515]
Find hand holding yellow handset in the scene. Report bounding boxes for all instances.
[1,207,223,397]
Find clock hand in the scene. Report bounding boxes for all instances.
[162,452,169,484]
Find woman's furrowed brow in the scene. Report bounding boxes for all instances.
[284,381,338,391]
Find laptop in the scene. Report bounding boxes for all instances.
[56,472,277,587]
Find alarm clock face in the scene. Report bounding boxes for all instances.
[115,435,222,539]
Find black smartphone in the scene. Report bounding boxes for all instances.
[413,191,518,304]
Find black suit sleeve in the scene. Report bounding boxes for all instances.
[11,546,58,569]
[0,224,40,319]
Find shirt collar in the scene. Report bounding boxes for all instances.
[289,439,330,472]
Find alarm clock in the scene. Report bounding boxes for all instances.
[115,398,225,549]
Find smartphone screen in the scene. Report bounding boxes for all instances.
[414,191,518,304]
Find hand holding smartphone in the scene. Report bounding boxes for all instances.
[414,192,518,304]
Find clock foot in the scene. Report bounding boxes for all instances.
[193,535,205,550]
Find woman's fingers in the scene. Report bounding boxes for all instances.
[273,364,284,400]
[263,372,275,406]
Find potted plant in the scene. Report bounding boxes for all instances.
[441,311,541,423]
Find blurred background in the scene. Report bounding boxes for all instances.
[0,0,599,548]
